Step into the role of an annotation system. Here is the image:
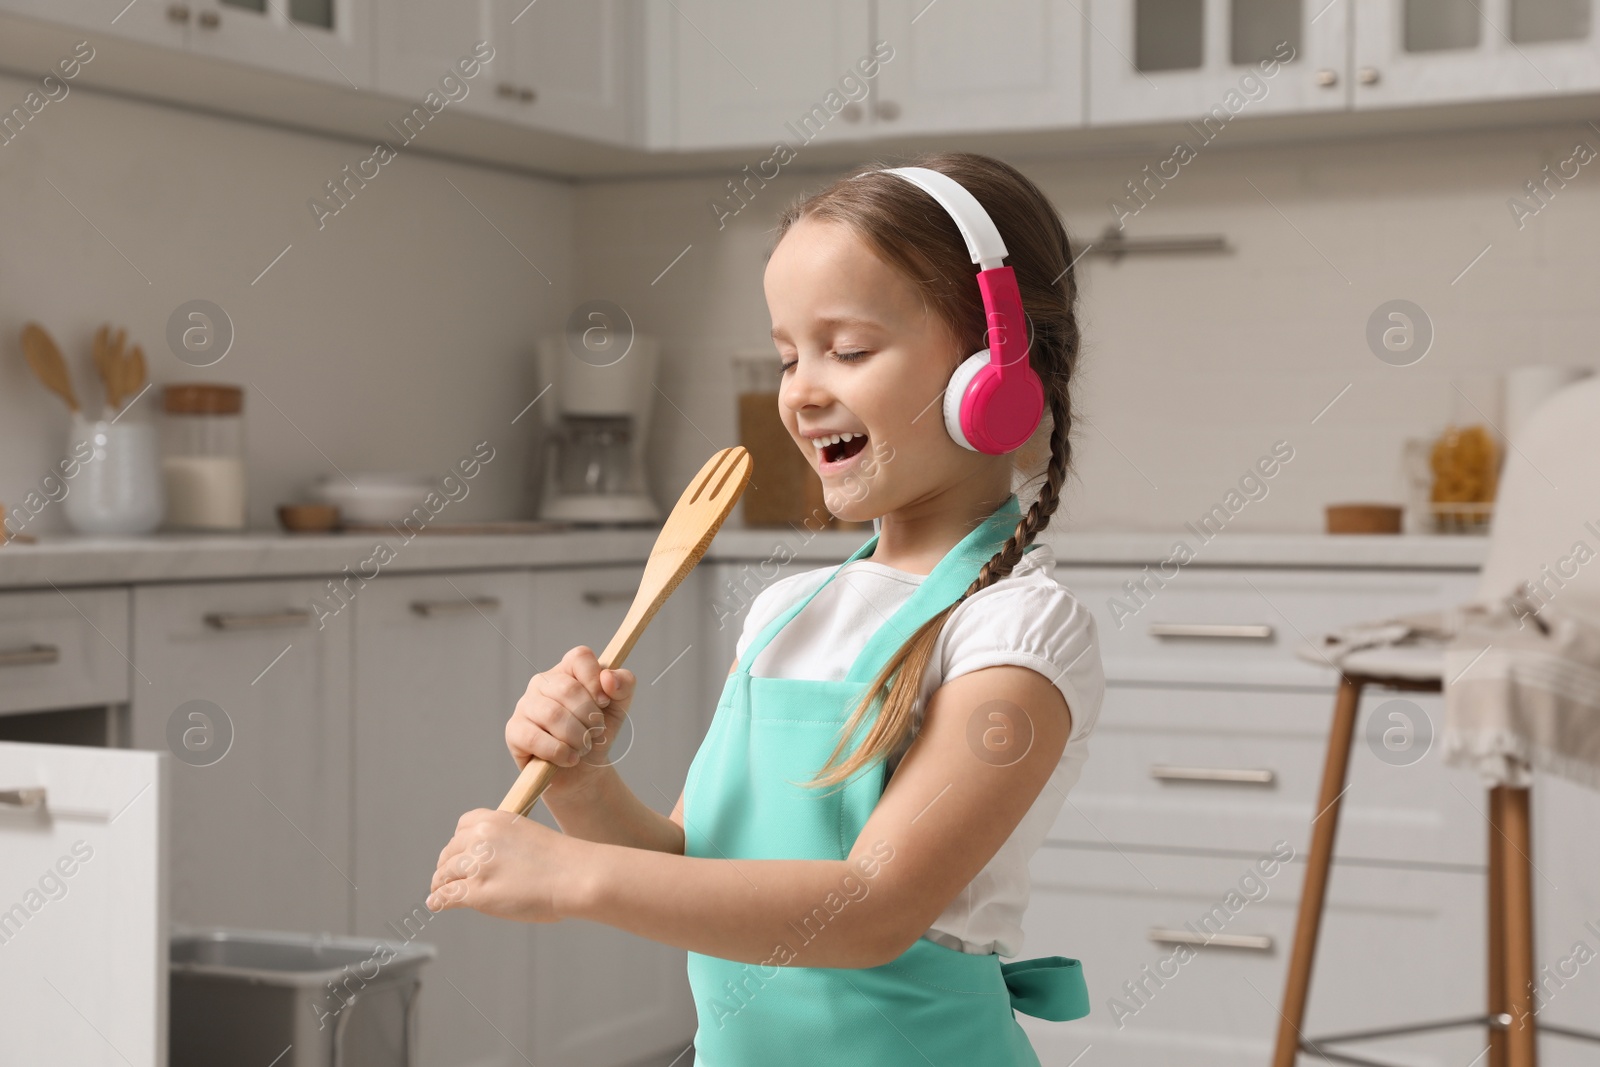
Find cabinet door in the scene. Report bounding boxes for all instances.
[0,743,165,1067]
[352,570,536,1067]
[498,0,635,143]
[184,0,373,88]
[527,564,702,1067]
[130,579,352,937]
[1355,0,1600,107]
[372,0,506,117]
[0,0,188,46]
[873,0,1085,134]
[667,0,872,150]
[1087,0,1349,125]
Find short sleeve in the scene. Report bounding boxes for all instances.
[932,570,1105,743]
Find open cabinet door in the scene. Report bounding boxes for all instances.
[0,742,166,1066]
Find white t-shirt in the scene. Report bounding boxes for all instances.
[733,541,1105,958]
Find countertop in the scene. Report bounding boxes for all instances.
[0,523,1489,590]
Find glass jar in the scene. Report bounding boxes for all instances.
[162,384,246,531]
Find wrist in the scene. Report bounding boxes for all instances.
[556,836,610,921]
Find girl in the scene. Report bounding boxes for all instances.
[430,151,1104,1066]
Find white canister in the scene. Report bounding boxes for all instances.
[61,412,166,536]
[162,384,247,530]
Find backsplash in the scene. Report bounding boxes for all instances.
[3,70,1595,537]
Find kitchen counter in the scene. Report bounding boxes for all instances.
[0,524,1487,590]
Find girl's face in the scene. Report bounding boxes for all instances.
[765,215,996,524]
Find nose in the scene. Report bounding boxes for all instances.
[779,352,833,415]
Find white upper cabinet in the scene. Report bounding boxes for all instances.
[873,0,1085,134]
[373,0,504,117]
[666,0,874,150]
[1088,0,1350,124]
[2,0,189,48]
[1353,0,1600,107]
[500,0,635,143]
[182,0,374,88]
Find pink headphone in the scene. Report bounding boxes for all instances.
[878,166,1045,455]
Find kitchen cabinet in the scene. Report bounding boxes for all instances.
[0,742,167,1067]
[129,578,353,939]
[352,568,538,1067]
[869,0,1085,134]
[1353,0,1600,108]
[0,0,189,49]
[0,587,129,716]
[526,564,703,1067]
[663,0,874,150]
[1086,0,1351,125]
[374,0,636,141]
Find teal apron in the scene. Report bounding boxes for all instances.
[682,493,1089,1066]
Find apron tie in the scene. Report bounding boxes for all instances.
[1000,956,1090,1022]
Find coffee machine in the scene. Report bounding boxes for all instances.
[534,327,661,524]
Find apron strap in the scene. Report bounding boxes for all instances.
[844,494,1023,684]
[1000,955,1090,1022]
[734,533,881,675]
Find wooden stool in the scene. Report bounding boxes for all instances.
[1271,665,1600,1067]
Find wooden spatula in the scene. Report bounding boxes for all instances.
[498,445,754,817]
[20,323,79,414]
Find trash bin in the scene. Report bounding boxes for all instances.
[170,927,436,1067]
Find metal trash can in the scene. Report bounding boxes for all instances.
[170,927,436,1067]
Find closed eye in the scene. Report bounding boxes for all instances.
[777,350,869,376]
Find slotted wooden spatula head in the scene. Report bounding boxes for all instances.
[497,446,753,816]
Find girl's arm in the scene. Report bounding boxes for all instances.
[431,662,1071,970]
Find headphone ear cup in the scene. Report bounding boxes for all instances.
[942,351,991,452]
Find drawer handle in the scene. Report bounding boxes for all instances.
[581,591,634,607]
[0,787,46,811]
[1148,927,1274,952]
[0,643,61,668]
[1150,764,1276,785]
[410,597,501,617]
[1147,622,1274,640]
[203,609,311,631]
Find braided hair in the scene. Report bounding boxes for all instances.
[769,152,1082,790]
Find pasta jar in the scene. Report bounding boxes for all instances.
[162,384,246,531]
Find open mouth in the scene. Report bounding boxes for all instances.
[817,432,869,466]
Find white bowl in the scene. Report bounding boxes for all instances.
[308,473,435,524]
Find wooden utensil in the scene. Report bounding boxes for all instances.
[92,325,117,412]
[497,445,754,817]
[19,323,79,414]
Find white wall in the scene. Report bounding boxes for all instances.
[573,123,1600,535]
[0,73,574,535]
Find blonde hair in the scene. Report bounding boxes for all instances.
[771,151,1082,790]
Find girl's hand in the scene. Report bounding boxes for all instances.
[506,646,636,799]
[426,808,583,923]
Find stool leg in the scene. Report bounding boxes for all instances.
[1502,786,1538,1067]
[1272,674,1363,1067]
[1488,785,1508,1067]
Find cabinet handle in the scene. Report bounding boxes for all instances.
[840,102,863,123]
[197,8,219,27]
[166,3,191,22]
[0,643,60,668]
[1147,622,1273,640]
[874,100,901,121]
[1315,68,1337,87]
[519,86,536,103]
[410,597,501,617]
[1150,764,1276,785]
[203,609,311,631]
[0,787,46,811]
[497,82,519,98]
[1148,927,1274,952]
[1358,66,1380,86]
[581,591,634,607]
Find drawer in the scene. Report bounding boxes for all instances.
[1056,567,1481,686]
[0,587,129,715]
[1020,847,1489,1067]
[1050,685,1488,866]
